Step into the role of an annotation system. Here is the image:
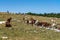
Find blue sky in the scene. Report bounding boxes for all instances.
[0,0,60,13]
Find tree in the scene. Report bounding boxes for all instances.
[7,10,9,14]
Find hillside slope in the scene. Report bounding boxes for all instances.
[0,13,60,40]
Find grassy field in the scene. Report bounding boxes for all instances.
[0,13,60,40]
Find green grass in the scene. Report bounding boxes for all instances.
[0,13,60,40]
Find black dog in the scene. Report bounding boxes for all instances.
[5,17,12,27]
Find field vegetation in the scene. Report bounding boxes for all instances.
[0,12,60,40]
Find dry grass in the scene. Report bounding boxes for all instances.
[0,13,60,40]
